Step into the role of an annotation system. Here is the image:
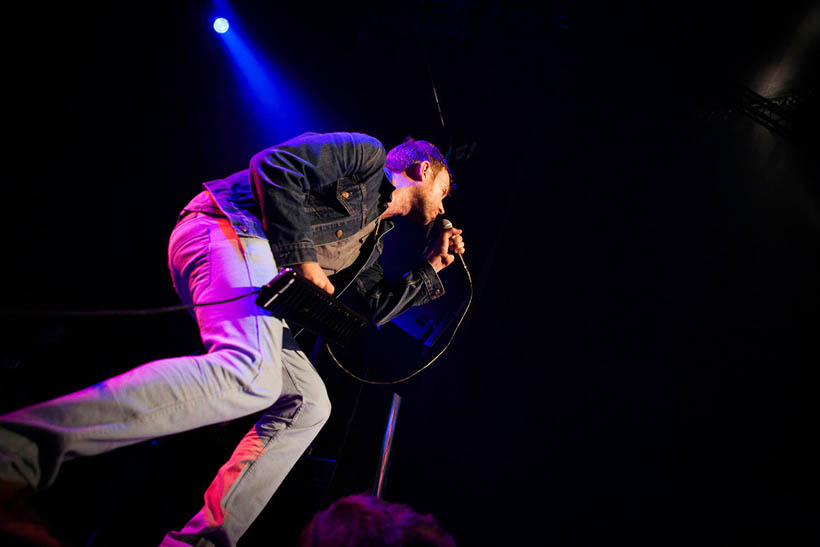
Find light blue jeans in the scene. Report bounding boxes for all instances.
[0,208,331,546]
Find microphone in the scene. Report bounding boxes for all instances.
[426,216,452,239]
[439,219,470,280]
[426,217,453,246]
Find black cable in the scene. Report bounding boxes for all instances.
[0,289,261,318]
[428,63,446,130]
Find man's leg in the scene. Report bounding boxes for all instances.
[1,211,332,546]
[160,214,332,546]
[162,333,330,547]
[0,213,288,490]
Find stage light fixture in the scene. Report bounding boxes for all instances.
[213,18,230,34]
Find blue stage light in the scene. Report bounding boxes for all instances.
[213,18,230,34]
[210,1,321,143]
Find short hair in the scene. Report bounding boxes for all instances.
[385,137,453,185]
[298,493,456,547]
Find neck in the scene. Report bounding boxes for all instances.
[380,170,418,219]
[381,186,412,219]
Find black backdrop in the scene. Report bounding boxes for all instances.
[2,1,818,545]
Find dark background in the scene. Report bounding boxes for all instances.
[2,1,819,545]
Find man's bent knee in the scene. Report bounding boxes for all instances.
[299,384,332,429]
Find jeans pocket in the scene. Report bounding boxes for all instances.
[168,214,213,305]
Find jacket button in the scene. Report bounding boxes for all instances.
[336,229,344,238]
[434,289,442,296]
[341,191,350,199]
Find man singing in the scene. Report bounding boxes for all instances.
[0,132,465,546]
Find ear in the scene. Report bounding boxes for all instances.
[416,161,432,182]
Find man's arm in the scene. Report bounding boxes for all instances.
[349,226,466,325]
[350,259,445,326]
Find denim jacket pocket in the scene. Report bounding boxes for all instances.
[304,177,360,220]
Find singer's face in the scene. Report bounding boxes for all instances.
[409,167,451,226]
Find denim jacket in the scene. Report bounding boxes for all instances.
[198,131,444,326]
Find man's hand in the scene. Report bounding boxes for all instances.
[290,262,335,295]
[426,226,465,273]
